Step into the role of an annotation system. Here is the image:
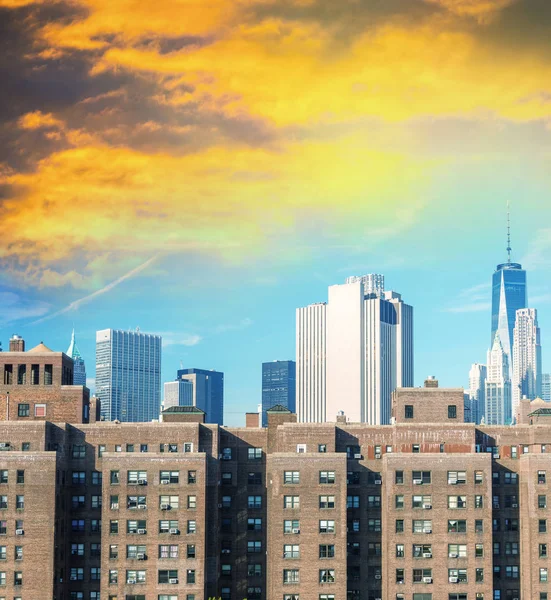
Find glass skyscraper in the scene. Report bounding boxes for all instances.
[96,329,162,422]
[176,368,224,425]
[491,261,527,367]
[262,360,296,426]
[67,328,87,386]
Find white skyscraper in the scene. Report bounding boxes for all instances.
[163,379,194,411]
[468,363,487,424]
[485,333,511,425]
[297,275,413,424]
[543,373,551,402]
[512,308,542,414]
[296,303,326,422]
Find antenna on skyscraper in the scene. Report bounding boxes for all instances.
[506,200,512,263]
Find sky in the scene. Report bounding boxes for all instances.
[1,0,550,425]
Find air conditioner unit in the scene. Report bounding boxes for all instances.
[161,480,170,485]
[137,553,146,560]
[111,503,119,510]
[15,529,24,535]
[169,578,179,584]
[413,479,422,485]
[161,503,171,510]
[423,577,432,583]
[354,454,362,459]
[0,443,9,448]
[127,578,137,584]
[512,503,518,508]
[292,528,300,534]
[375,454,381,459]
[137,528,146,534]
[448,480,458,485]
[375,574,382,580]
[423,504,432,510]
[138,504,147,510]
[450,553,458,558]
[425,529,432,534]
[169,528,179,535]
[138,479,147,485]
[374,480,382,485]
[423,552,432,558]
[449,576,458,583]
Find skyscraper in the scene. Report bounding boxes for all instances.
[485,333,512,425]
[67,328,86,386]
[512,308,542,413]
[468,363,487,424]
[176,368,224,425]
[96,329,162,422]
[542,373,551,402]
[261,360,296,426]
[296,302,326,423]
[163,378,194,411]
[491,207,527,372]
[297,275,413,424]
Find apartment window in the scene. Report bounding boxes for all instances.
[284,496,300,509]
[348,518,360,532]
[109,569,118,584]
[448,520,467,533]
[396,519,404,533]
[72,445,86,459]
[448,405,457,419]
[319,471,336,484]
[539,471,547,484]
[347,496,360,509]
[128,495,147,509]
[187,543,196,558]
[504,565,519,579]
[70,567,84,581]
[413,544,432,558]
[540,543,547,557]
[283,569,300,584]
[493,543,500,556]
[248,564,262,577]
[475,495,484,508]
[221,472,232,486]
[158,569,179,584]
[504,472,517,484]
[475,544,484,557]
[72,495,85,508]
[319,520,335,534]
[475,519,484,533]
[110,470,120,485]
[110,520,119,534]
[21,442,30,451]
[1,470,9,484]
[126,570,146,584]
[395,470,404,484]
[396,568,405,584]
[448,471,467,485]
[412,471,431,484]
[448,568,468,583]
[247,517,262,531]
[511,445,518,458]
[413,568,432,583]
[368,518,381,532]
[539,495,547,508]
[91,543,101,557]
[542,568,549,582]
[505,542,519,555]
[110,495,119,510]
[187,470,196,484]
[140,444,148,452]
[319,544,335,559]
[449,595,468,600]
[448,544,467,558]
[72,471,85,486]
[284,544,300,559]
[296,444,306,453]
[540,519,547,533]
[90,567,100,581]
[128,520,147,534]
[187,495,197,509]
[17,365,26,385]
[405,405,414,419]
[248,448,262,460]
[92,471,102,485]
[248,541,262,554]
[220,518,230,533]
[475,471,483,484]
[0,496,6,509]
[413,520,432,534]
[221,495,232,508]
[319,569,335,583]
[72,519,85,532]
[17,404,29,417]
[319,444,327,453]
[34,403,47,417]
[248,472,261,485]
[221,564,231,577]
[160,471,179,484]
[0,521,5,535]
[412,495,431,509]
[44,363,53,385]
[71,543,84,556]
[127,544,147,559]
[412,444,420,453]
[448,496,467,509]
[128,471,147,485]
[396,544,405,557]
[284,471,300,484]
[320,495,335,509]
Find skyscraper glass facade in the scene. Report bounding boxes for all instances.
[176,368,224,425]
[261,360,296,426]
[491,262,527,362]
[96,329,162,422]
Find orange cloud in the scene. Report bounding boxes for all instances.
[18,111,65,130]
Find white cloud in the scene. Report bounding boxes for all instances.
[161,333,202,348]
[213,318,253,334]
[444,281,491,313]
[522,228,551,270]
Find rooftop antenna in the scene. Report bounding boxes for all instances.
[506,200,512,263]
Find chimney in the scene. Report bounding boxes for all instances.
[9,335,25,352]
[424,376,439,388]
[246,412,260,428]
[336,411,347,424]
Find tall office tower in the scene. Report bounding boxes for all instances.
[491,207,527,374]
[297,275,413,424]
[512,308,542,414]
[261,360,296,426]
[163,378,194,410]
[296,302,327,422]
[468,363,487,424]
[542,373,551,401]
[67,328,87,386]
[96,329,162,422]
[176,368,224,425]
[485,333,512,424]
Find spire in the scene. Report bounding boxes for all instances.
[67,328,82,359]
[506,200,512,263]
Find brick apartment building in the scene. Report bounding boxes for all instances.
[1,338,551,600]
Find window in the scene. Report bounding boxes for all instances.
[367,495,381,508]
[396,569,405,584]
[34,404,46,417]
[21,442,30,451]
[128,495,147,509]
[70,567,84,581]
[319,569,335,583]
[110,520,119,534]
[72,519,85,532]
[248,564,262,577]
[320,495,335,509]
[126,569,146,584]
[540,543,547,557]
[221,472,232,485]
[413,568,432,583]
[160,471,179,485]
[248,448,262,460]
[17,404,29,417]
[72,471,85,486]
[284,544,300,559]
[187,470,196,484]
[110,470,120,485]
[157,544,178,560]
[318,444,327,452]
[72,495,85,508]
[284,496,300,509]
[187,495,197,509]
[396,519,404,533]
[284,519,300,533]
[248,472,261,485]
[17,365,26,385]
[448,544,467,558]
[3,363,13,385]
[319,544,334,559]
[412,520,432,534]
[44,364,53,385]
[448,496,467,509]
[448,471,467,485]
[448,405,457,419]
[187,544,195,558]
[412,495,431,509]
[540,519,548,533]
[247,517,262,531]
[90,567,100,580]
[475,519,484,533]
[248,541,262,553]
[475,495,484,508]
[395,470,404,484]
[128,520,147,534]
[296,444,306,453]
[319,471,336,484]
[475,544,484,557]
[71,543,84,556]
[396,543,405,557]
[505,542,519,555]
[347,496,360,509]
[448,568,468,583]
[412,471,431,484]
[475,471,483,484]
[368,519,381,532]
[504,472,517,484]
[448,520,467,533]
[319,520,335,534]
[505,566,519,579]
[158,569,179,583]
[92,471,102,485]
[284,471,300,484]
[539,495,547,508]
[283,569,300,584]
[128,471,147,485]
[412,444,420,453]
[405,405,414,419]
[248,495,262,509]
